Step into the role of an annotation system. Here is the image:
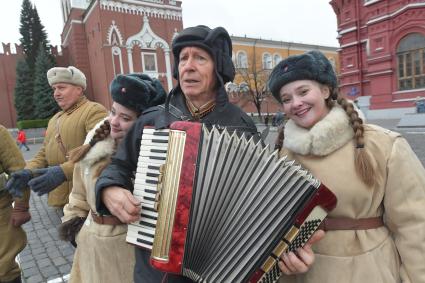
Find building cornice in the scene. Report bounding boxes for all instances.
[100,0,182,20]
[367,54,392,63]
[339,26,357,35]
[231,36,338,52]
[364,70,393,77]
[364,0,383,7]
[367,2,425,25]
[340,69,360,76]
[393,87,425,95]
[340,41,359,48]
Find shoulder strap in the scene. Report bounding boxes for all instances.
[55,115,69,160]
[158,104,190,121]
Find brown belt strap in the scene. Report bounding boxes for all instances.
[91,211,123,225]
[319,216,384,231]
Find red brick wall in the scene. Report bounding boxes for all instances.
[330,0,425,109]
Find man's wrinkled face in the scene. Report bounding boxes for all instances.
[52,83,83,111]
[178,46,216,102]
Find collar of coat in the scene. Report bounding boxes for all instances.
[63,96,88,115]
[80,118,116,167]
[283,105,354,156]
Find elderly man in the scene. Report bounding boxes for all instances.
[6,66,107,208]
[95,25,259,282]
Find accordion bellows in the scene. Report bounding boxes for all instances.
[127,121,337,282]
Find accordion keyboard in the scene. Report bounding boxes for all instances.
[126,128,170,249]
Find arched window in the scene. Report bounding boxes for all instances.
[273,54,281,67]
[263,53,272,69]
[397,33,425,90]
[236,51,248,69]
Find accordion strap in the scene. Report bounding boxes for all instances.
[158,104,190,121]
[319,216,384,231]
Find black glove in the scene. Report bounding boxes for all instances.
[5,169,33,198]
[28,166,66,196]
[58,217,86,246]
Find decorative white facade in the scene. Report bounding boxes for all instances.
[125,16,173,90]
[100,0,182,20]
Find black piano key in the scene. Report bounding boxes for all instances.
[147,172,159,177]
[141,214,158,221]
[144,196,156,202]
[150,148,167,154]
[138,230,155,238]
[150,156,166,160]
[136,238,153,245]
[148,165,160,171]
[139,221,156,228]
[142,206,157,213]
[153,131,169,136]
[145,188,157,194]
[152,139,168,144]
[146,179,158,185]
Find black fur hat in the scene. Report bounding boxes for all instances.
[268,50,337,102]
[172,25,235,85]
[110,73,166,114]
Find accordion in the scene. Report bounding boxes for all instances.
[126,121,337,282]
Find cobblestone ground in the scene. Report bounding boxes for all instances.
[17,120,424,282]
[19,193,74,283]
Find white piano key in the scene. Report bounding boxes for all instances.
[127,128,171,250]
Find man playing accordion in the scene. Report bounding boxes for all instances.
[95,25,323,282]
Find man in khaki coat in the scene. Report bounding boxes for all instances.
[6,66,107,208]
[0,125,30,283]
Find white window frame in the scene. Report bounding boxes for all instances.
[141,52,158,74]
[262,52,272,70]
[236,50,248,69]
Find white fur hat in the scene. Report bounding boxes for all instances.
[47,66,87,90]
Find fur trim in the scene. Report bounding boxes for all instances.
[284,105,354,156]
[81,118,116,166]
[58,217,86,242]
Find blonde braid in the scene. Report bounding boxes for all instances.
[335,94,376,187]
[69,120,111,163]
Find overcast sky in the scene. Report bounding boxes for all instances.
[0,0,339,50]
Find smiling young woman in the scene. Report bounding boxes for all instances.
[268,50,425,283]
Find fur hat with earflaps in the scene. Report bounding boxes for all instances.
[68,73,166,163]
[110,73,167,113]
[47,66,87,90]
[268,50,337,103]
[171,25,235,86]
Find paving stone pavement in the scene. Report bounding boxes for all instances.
[16,120,424,283]
[19,192,74,283]
[16,143,74,283]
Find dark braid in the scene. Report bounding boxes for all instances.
[89,120,111,146]
[69,120,111,163]
[330,90,376,187]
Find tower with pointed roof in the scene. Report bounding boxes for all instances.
[60,0,182,108]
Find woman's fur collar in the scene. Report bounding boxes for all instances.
[80,118,115,166]
[284,105,354,156]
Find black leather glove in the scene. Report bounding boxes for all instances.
[5,169,33,198]
[28,166,66,196]
[58,217,86,246]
